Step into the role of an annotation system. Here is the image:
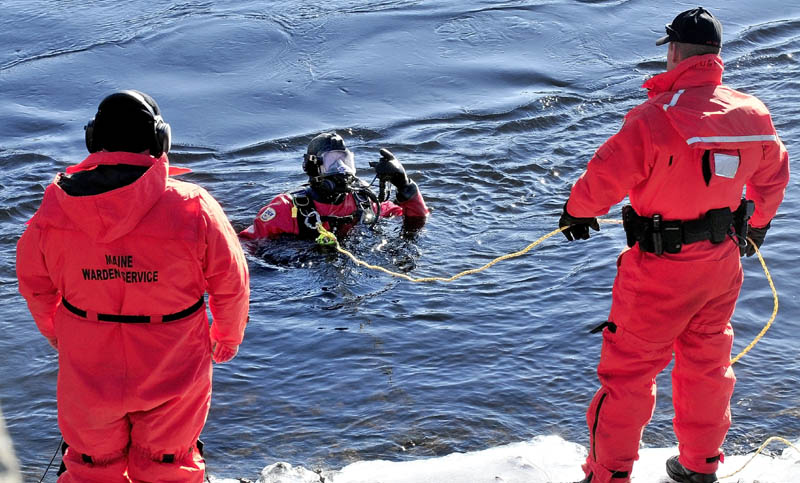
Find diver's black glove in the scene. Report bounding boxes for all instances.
[744,222,770,257]
[370,148,418,202]
[372,148,409,187]
[559,204,600,241]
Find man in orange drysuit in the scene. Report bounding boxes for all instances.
[558,8,789,483]
[239,132,428,240]
[16,90,250,482]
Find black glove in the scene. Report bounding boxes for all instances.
[372,148,409,187]
[744,222,770,257]
[559,204,600,241]
[370,148,418,202]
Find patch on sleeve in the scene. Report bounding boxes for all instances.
[713,153,740,179]
[259,207,277,222]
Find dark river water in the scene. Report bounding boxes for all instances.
[1,1,798,481]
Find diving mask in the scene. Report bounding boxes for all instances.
[320,149,356,176]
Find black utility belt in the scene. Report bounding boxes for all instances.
[61,296,204,324]
[622,199,753,255]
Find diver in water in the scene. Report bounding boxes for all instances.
[239,132,429,240]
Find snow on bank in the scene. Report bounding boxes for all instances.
[211,434,800,483]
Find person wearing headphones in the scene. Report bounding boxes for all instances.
[239,132,429,240]
[16,90,250,482]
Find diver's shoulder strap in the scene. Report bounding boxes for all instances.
[288,187,321,239]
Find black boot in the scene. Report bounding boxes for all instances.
[665,456,719,483]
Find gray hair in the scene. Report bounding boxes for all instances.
[674,41,721,59]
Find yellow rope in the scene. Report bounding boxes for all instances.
[720,436,800,479]
[315,219,622,283]
[729,239,778,365]
[315,221,778,365]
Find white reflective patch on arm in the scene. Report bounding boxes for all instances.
[259,207,277,222]
[713,153,740,179]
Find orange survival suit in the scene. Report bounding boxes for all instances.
[566,54,789,482]
[16,151,250,482]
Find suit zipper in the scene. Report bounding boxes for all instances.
[592,392,608,461]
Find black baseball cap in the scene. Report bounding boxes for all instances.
[655,7,722,47]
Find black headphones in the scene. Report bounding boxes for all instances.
[302,153,323,178]
[84,90,172,157]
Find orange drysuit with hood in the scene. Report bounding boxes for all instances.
[566,54,789,482]
[16,151,250,482]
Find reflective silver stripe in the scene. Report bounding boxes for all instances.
[663,89,685,111]
[686,134,779,145]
